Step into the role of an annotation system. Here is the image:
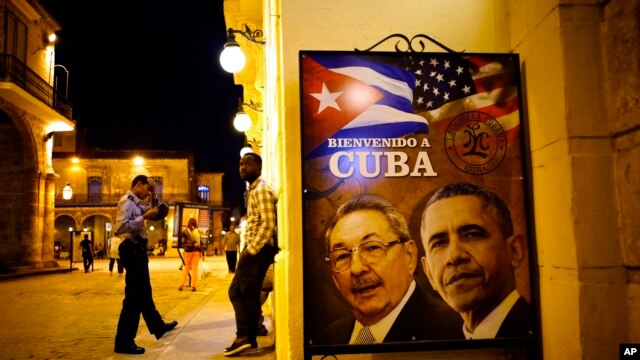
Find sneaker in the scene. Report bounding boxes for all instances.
[223,338,257,356]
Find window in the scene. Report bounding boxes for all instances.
[88,176,102,202]
[5,10,27,62]
[198,185,210,204]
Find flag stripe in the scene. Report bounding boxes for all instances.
[421,86,519,123]
[370,86,414,113]
[312,55,415,86]
[344,104,429,129]
[472,72,517,94]
[331,66,414,101]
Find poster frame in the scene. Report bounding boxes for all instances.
[299,50,540,359]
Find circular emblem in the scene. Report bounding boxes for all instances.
[444,111,507,175]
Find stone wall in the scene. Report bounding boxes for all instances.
[601,0,640,342]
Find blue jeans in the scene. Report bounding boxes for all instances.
[228,244,276,340]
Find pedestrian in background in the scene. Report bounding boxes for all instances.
[222,222,241,273]
[178,217,201,292]
[108,236,124,276]
[224,153,278,356]
[79,234,93,273]
[114,175,177,355]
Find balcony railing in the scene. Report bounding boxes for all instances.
[0,54,73,119]
[54,193,198,206]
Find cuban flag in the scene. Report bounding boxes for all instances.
[302,54,429,158]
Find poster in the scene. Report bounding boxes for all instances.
[301,51,536,356]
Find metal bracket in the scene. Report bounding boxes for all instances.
[355,33,462,53]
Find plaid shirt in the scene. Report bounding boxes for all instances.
[244,177,276,255]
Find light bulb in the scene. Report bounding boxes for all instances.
[233,112,252,132]
[220,44,246,73]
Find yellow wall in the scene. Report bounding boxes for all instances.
[225,0,638,358]
[272,1,516,358]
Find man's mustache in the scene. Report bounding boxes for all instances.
[351,276,382,293]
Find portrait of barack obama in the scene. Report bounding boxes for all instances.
[420,183,533,340]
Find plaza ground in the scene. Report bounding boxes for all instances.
[0,256,275,360]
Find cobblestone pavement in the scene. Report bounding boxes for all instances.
[0,256,275,360]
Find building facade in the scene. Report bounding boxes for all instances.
[223,0,639,359]
[0,0,74,270]
[52,148,225,259]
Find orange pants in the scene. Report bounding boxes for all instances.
[180,251,201,288]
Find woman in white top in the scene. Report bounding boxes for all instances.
[179,218,201,291]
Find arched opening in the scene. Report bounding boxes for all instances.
[54,214,76,259]
[0,110,26,265]
[81,214,112,258]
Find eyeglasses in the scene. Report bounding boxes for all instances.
[325,238,408,273]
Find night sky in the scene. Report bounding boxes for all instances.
[40,1,246,208]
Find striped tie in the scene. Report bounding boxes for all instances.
[354,326,375,344]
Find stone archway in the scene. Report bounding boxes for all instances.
[0,109,27,265]
[54,214,77,258]
[81,214,114,258]
[0,102,59,269]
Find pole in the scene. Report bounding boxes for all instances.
[69,231,73,272]
[53,64,69,98]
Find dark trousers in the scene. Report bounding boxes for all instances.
[115,256,164,346]
[109,257,124,274]
[226,251,238,272]
[82,251,93,272]
[228,244,276,341]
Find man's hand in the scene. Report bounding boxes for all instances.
[147,178,156,194]
[143,207,160,220]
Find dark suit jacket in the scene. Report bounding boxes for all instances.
[317,286,463,344]
[496,296,533,338]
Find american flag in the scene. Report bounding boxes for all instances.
[406,54,521,142]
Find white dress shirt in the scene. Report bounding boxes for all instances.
[348,281,416,344]
[463,289,520,339]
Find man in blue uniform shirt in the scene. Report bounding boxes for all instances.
[114,175,178,355]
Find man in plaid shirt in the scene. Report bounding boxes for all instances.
[224,152,278,356]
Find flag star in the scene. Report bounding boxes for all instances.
[310,82,343,114]
[430,58,439,67]
[423,83,429,91]
[426,100,434,108]
[415,79,422,87]
[448,79,457,87]
[444,60,451,69]
[436,73,444,82]
[415,69,423,76]
[443,92,450,101]
[416,96,424,105]
[432,88,440,96]
[462,85,471,94]
[429,71,436,77]
[456,66,464,75]
[419,60,425,66]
